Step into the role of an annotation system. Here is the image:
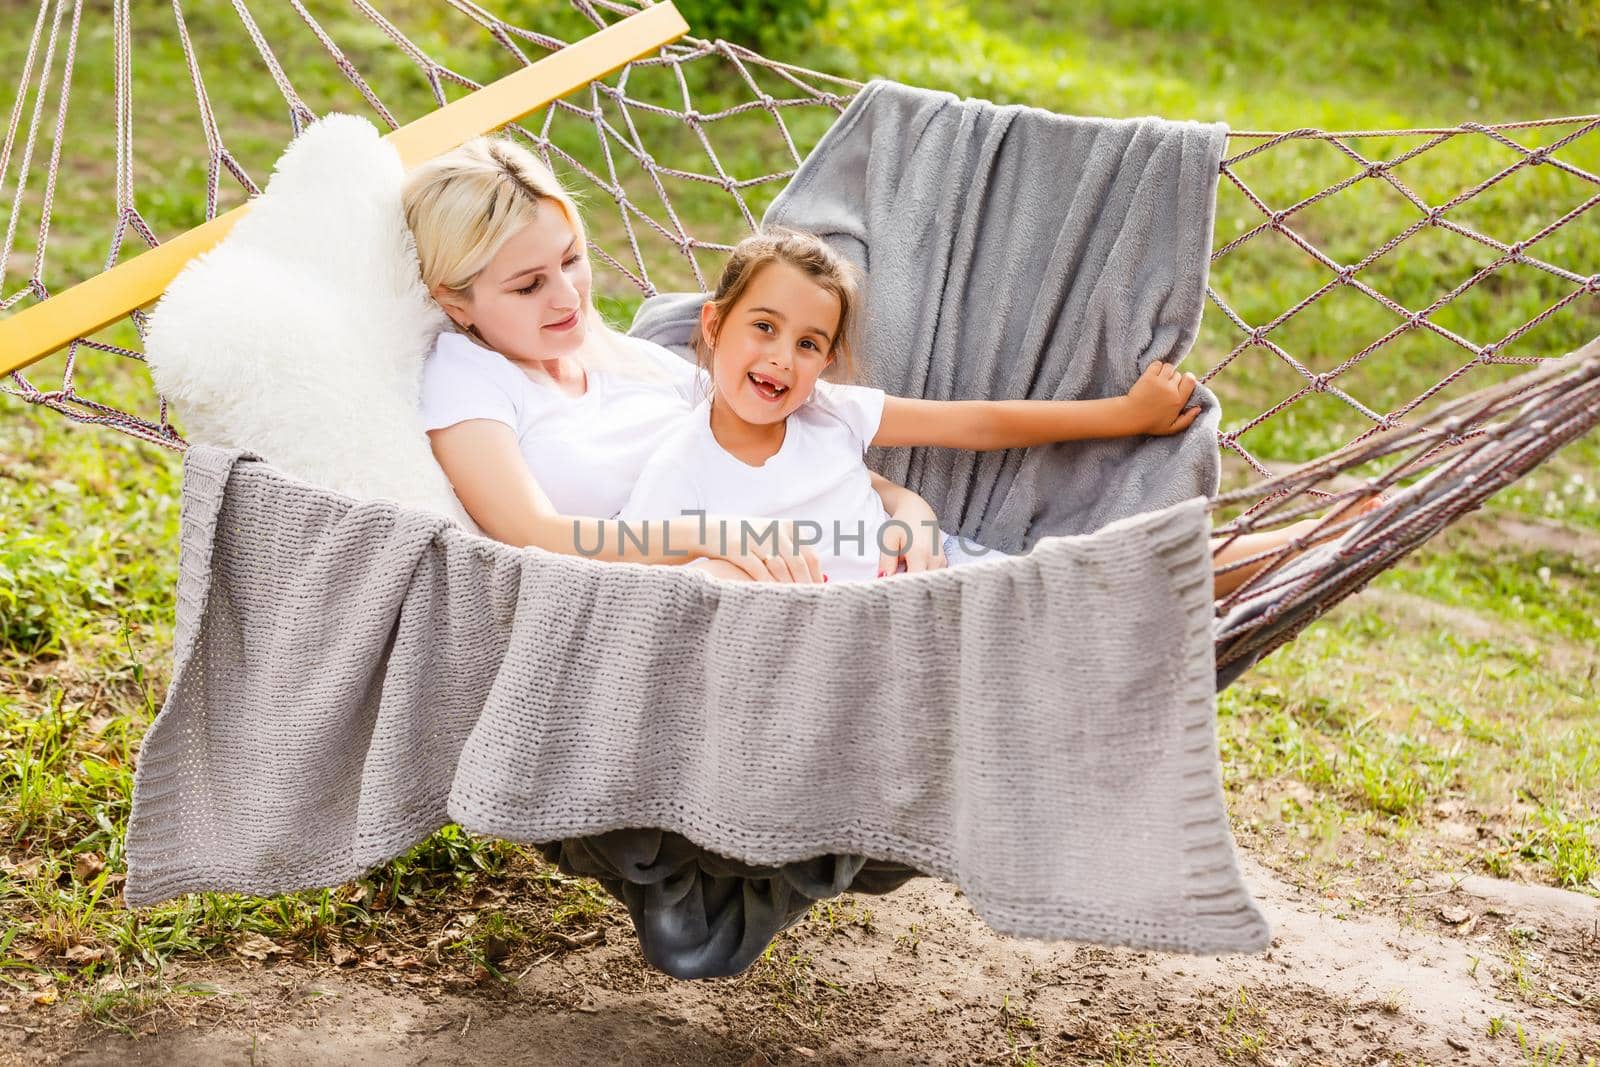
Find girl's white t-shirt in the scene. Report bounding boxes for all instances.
[617,384,892,583]
[416,330,709,519]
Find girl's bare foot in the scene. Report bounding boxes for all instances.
[1280,491,1386,548]
[1212,491,1387,600]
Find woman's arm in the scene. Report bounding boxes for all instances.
[428,419,823,581]
[872,362,1201,450]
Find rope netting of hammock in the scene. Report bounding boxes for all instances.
[1,0,1597,675]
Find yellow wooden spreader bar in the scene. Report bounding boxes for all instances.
[0,1,689,378]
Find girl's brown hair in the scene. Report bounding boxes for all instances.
[693,227,861,382]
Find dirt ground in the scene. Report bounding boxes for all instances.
[4,855,1595,1066]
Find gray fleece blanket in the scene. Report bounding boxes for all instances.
[125,446,1264,965]
[633,79,1227,550]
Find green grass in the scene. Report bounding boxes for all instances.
[1385,544,1600,647]
[1221,526,1598,891]
[2,0,1599,1033]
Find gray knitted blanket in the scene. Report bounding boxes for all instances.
[125,446,1265,958]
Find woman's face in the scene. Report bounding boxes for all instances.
[440,203,593,363]
[704,260,840,427]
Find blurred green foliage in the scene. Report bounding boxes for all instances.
[673,0,831,50]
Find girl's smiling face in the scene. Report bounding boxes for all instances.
[702,260,841,426]
[435,203,593,364]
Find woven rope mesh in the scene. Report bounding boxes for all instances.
[2,0,1598,669]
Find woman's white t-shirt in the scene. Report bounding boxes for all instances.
[617,384,893,583]
[416,330,709,519]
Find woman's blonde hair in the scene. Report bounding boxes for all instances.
[401,135,665,381]
[693,227,861,383]
[403,135,586,300]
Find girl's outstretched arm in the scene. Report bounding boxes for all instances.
[873,362,1201,450]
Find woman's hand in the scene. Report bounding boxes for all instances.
[698,515,826,583]
[1122,362,1202,436]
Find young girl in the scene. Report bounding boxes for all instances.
[617,228,1209,582]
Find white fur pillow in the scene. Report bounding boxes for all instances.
[146,113,472,528]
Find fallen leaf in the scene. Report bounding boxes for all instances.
[1438,905,1471,925]
[6,858,42,881]
[73,851,105,883]
[32,987,57,1007]
[234,933,286,961]
[64,944,110,964]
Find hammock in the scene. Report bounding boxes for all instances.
[3,0,1597,680]
[4,1,1599,977]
